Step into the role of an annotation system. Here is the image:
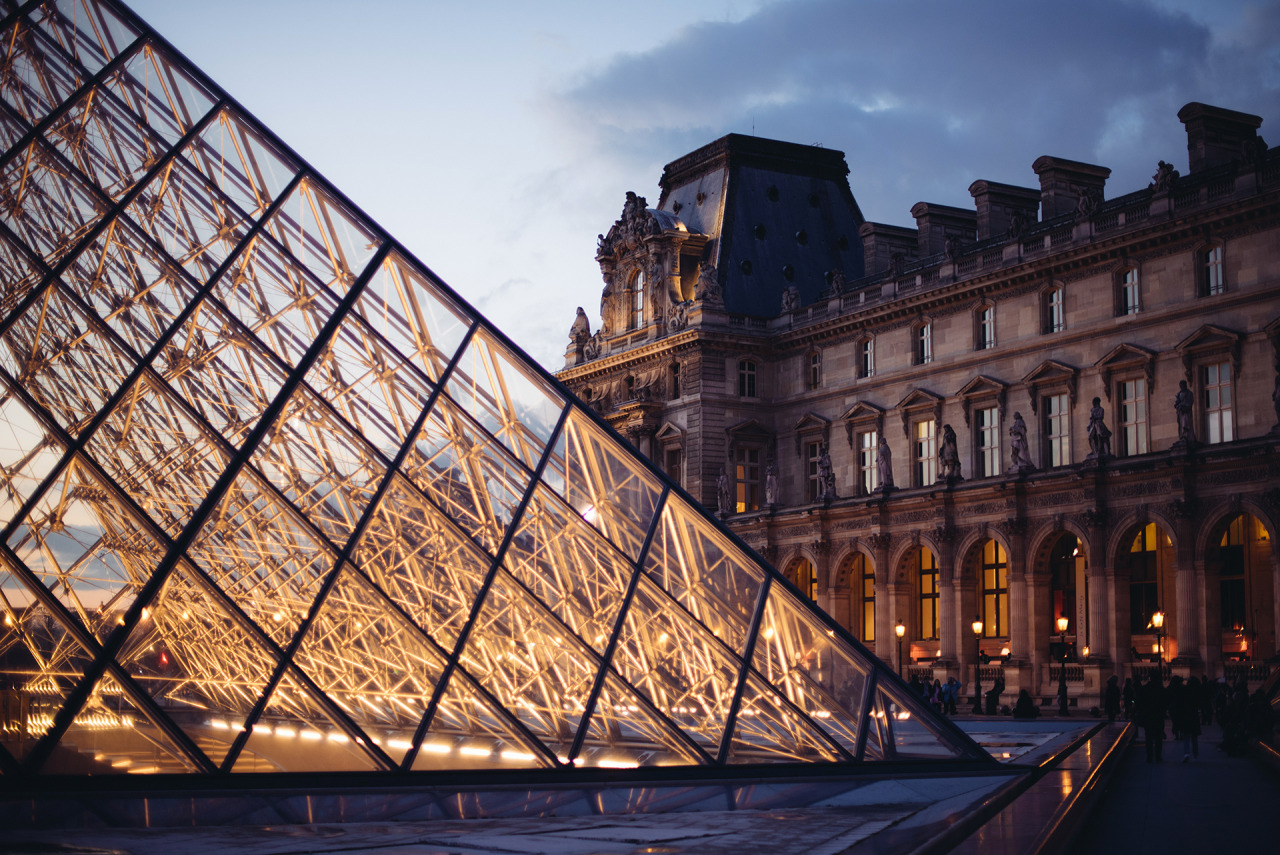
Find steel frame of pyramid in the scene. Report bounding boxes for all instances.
[0,0,990,782]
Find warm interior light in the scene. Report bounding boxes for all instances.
[1056,615,1069,634]
[1151,610,1165,629]
[1000,646,1010,657]
[1082,646,1090,658]
[895,622,905,638]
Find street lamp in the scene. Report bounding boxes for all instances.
[1056,614,1070,716]
[895,621,906,677]
[972,616,984,714]
[1152,609,1165,681]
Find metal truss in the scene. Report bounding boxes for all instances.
[0,0,989,778]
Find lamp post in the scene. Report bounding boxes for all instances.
[1152,609,1165,683]
[895,621,906,677]
[972,617,984,714]
[1056,615,1070,716]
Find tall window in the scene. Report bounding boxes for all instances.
[807,350,822,389]
[734,446,761,513]
[857,430,879,494]
[1219,515,1248,633]
[787,557,817,601]
[980,540,1009,637]
[737,359,757,397]
[663,447,682,486]
[669,362,681,399]
[1118,379,1148,456]
[1119,267,1140,316]
[860,555,876,643]
[1202,244,1224,296]
[1043,393,1070,467]
[1044,286,1065,333]
[631,270,644,329]
[858,337,875,378]
[976,406,1000,477]
[919,549,939,640]
[915,323,933,365]
[1128,523,1164,635]
[977,306,995,350]
[806,440,823,502]
[1202,361,1233,444]
[914,419,937,486]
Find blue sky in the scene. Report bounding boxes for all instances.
[127,0,1280,368]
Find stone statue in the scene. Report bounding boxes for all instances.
[1087,397,1113,459]
[1075,187,1100,220]
[877,434,894,489]
[1174,379,1196,445]
[666,300,690,332]
[1009,411,1034,473]
[582,332,602,361]
[1151,160,1179,193]
[695,262,722,307]
[780,286,800,313]
[716,466,732,517]
[938,424,961,482]
[817,443,836,501]
[1006,207,1028,240]
[828,268,846,295]
[765,462,778,507]
[569,306,590,343]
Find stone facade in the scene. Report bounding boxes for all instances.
[559,103,1280,709]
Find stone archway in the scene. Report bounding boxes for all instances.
[1203,511,1277,678]
[1113,521,1177,669]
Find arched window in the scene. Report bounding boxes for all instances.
[1117,266,1140,316]
[785,557,817,601]
[918,548,939,640]
[980,540,1008,638]
[1200,242,1225,296]
[1048,533,1083,650]
[1043,285,1065,333]
[806,349,822,390]
[975,304,996,350]
[914,321,933,365]
[1127,523,1170,636]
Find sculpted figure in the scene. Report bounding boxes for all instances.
[1009,412,1034,472]
[877,434,894,489]
[780,286,800,313]
[765,462,778,507]
[716,467,732,517]
[1087,397,1113,459]
[569,306,590,343]
[1174,379,1196,444]
[828,268,846,295]
[695,262,723,306]
[938,424,961,482]
[817,443,836,501]
[1151,160,1179,192]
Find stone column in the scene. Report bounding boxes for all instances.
[937,526,960,664]
[870,533,894,663]
[1173,500,1201,667]
[1006,519,1030,664]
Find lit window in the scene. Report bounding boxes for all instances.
[857,430,879,494]
[976,407,999,478]
[914,419,937,486]
[858,337,875,378]
[807,350,822,389]
[1202,245,1224,296]
[631,270,644,329]
[919,549,939,640]
[1043,393,1070,467]
[1119,267,1140,316]
[981,540,1009,637]
[1128,523,1165,635]
[977,306,995,350]
[738,359,756,397]
[916,323,933,365]
[806,441,823,503]
[1202,361,1233,444]
[1044,286,1064,333]
[787,558,817,601]
[860,555,875,643]
[1118,379,1148,456]
[734,446,761,512]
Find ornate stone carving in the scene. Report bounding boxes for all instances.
[597,191,661,259]
[1086,397,1113,460]
[868,532,892,551]
[695,261,723,307]
[667,300,690,332]
[1150,160,1179,193]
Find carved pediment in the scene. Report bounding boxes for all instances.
[841,401,885,446]
[793,412,831,456]
[1095,343,1157,400]
[896,388,944,437]
[1024,360,1079,414]
[1176,324,1243,380]
[956,376,1007,426]
[655,421,684,445]
[726,418,773,444]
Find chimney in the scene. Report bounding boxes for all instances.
[1032,156,1110,220]
[968,180,1040,240]
[909,202,976,257]
[1177,102,1264,174]
[859,222,918,276]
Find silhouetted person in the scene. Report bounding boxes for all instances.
[1122,677,1136,721]
[985,674,1005,715]
[1170,676,1202,761]
[1012,689,1040,719]
[1104,675,1121,723]
[1136,675,1167,762]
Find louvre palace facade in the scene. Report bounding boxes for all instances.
[559,102,1280,707]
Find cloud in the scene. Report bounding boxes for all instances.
[553,0,1278,225]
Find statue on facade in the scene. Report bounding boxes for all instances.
[1006,207,1029,240]
[666,300,690,332]
[1151,160,1179,193]
[877,434,895,490]
[827,268,846,296]
[569,306,590,344]
[695,262,723,307]
[1009,411,1034,473]
[1075,186,1100,220]
[765,461,778,507]
[716,467,732,517]
[582,332,602,361]
[1087,397,1113,459]
[1174,379,1196,446]
[818,443,836,502]
[780,286,800,313]
[938,424,962,482]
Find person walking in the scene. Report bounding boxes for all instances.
[1136,674,1167,762]
[1170,676,1202,761]
[1121,677,1136,721]
[1104,675,1121,723]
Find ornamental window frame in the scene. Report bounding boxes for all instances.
[974,301,996,351]
[1114,262,1141,317]
[794,412,832,504]
[655,422,685,488]
[1042,282,1065,334]
[898,388,943,488]
[1176,324,1244,446]
[1197,239,1226,297]
[737,357,758,398]
[805,347,823,390]
[842,401,885,497]
[913,318,934,366]
[726,419,773,514]
[856,334,875,379]
[958,376,1006,480]
[1024,360,1078,469]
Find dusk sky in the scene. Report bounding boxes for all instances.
[127,0,1280,369]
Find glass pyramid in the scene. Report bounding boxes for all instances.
[0,0,987,777]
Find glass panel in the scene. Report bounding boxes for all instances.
[578,669,707,768]
[445,329,563,470]
[187,108,298,219]
[404,390,529,555]
[354,251,471,383]
[752,584,870,755]
[0,18,87,129]
[643,493,765,655]
[31,0,138,77]
[85,374,231,538]
[113,562,282,770]
[503,481,637,657]
[106,44,214,146]
[0,390,64,525]
[187,469,335,649]
[210,234,340,371]
[549,407,661,562]
[39,669,201,774]
[6,456,158,645]
[60,219,195,360]
[231,665,381,773]
[412,667,551,771]
[0,229,42,316]
[610,574,742,754]
[250,385,387,550]
[726,671,845,763]
[292,565,449,768]
[0,140,106,265]
[455,567,600,759]
[305,312,434,461]
[865,679,968,760]
[352,473,492,652]
[263,179,380,296]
